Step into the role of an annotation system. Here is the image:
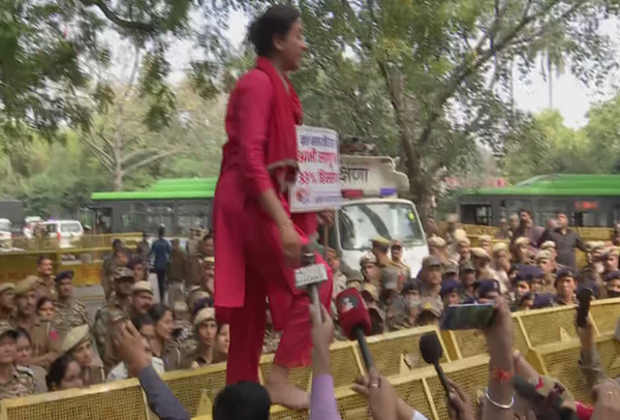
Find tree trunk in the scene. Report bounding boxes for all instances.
[113,169,123,191]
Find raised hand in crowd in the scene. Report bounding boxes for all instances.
[353,369,399,420]
[309,303,341,420]
[483,297,515,420]
[112,321,151,376]
[591,380,620,420]
[113,321,190,420]
[446,378,475,420]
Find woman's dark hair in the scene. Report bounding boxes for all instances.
[149,303,172,324]
[131,314,154,332]
[214,382,271,420]
[216,323,229,336]
[249,5,300,57]
[127,256,144,270]
[46,354,75,390]
[14,328,31,344]
[36,297,54,312]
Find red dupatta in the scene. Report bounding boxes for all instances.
[256,58,317,237]
[256,57,302,191]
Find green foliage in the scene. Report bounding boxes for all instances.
[0,0,233,138]
[237,0,618,218]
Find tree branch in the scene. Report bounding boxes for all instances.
[81,0,157,34]
[416,0,565,149]
[123,149,183,174]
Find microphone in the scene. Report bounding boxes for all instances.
[419,333,452,406]
[336,288,374,370]
[295,247,328,321]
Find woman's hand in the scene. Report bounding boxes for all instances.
[280,222,301,266]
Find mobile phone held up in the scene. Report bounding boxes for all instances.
[441,303,497,330]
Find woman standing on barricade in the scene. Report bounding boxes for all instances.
[212,4,333,410]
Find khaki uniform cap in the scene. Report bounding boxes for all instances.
[132,281,153,295]
[471,247,491,260]
[540,241,556,250]
[193,307,216,327]
[514,237,530,247]
[0,322,17,338]
[360,252,377,266]
[371,236,391,246]
[61,325,90,354]
[15,276,39,296]
[0,283,15,295]
[536,250,552,262]
[361,283,379,302]
[492,242,509,255]
[428,236,446,247]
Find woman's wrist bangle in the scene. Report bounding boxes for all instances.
[485,388,514,410]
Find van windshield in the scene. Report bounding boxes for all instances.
[339,202,426,250]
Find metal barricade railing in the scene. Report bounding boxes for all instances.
[1,378,148,420]
[526,334,620,404]
[2,304,619,420]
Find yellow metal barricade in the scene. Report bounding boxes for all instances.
[1,379,148,420]
[590,297,620,335]
[0,232,142,287]
[365,326,450,377]
[161,363,228,418]
[526,334,620,403]
[519,305,580,348]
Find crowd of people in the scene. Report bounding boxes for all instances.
[0,226,228,399]
[1,207,620,401]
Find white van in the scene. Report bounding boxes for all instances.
[41,220,84,248]
[331,155,429,276]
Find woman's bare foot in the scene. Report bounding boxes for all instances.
[265,365,310,410]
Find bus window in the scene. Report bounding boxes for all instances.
[461,205,492,226]
[504,200,531,218]
[574,212,607,227]
[536,200,568,227]
[121,203,146,232]
[147,203,174,233]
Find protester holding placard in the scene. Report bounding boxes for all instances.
[211,5,333,410]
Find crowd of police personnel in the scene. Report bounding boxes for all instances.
[0,228,229,400]
[1,208,620,401]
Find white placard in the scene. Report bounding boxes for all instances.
[290,126,341,213]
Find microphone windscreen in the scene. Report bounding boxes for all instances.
[336,288,372,340]
[419,332,443,365]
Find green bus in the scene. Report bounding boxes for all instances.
[458,174,620,228]
[90,178,216,235]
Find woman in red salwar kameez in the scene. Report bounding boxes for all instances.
[213,5,333,410]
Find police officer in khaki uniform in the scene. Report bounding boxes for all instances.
[414,297,443,327]
[61,325,105,386]
[14,277,59,369]
[168,239,189,306]
[93,267,133,372]
[54,271,89,334]
[390,240,411,290]
[0,322,35,399]
[371,236,396,268]
[36,256,56,301]
[0,283,15,322]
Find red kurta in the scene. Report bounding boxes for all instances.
[213,68,332,384]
